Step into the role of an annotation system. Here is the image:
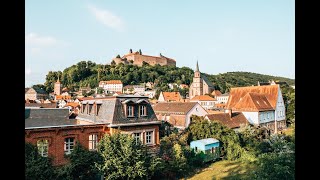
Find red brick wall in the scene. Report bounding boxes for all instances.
[25,125,109,166]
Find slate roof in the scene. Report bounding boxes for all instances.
[25,103,57,108]
[206,112,248,129]
[201,74,214,87]
[77,96,159,126]
[153,102,198,114]
[25,108,77,129]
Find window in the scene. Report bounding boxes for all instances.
[82,104,86,113]
[37,139,48,157]
[146,131,153,144]
[195,147,198,152]
[140,105,147,116]
[64,138,75,155]
[89,134,98,151]
[211,147,216,154]
[133,133,141,144]
[127,105,134,117]
[96,104,101,115]
[267,113,269,119]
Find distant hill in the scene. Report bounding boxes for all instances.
[42,61,294,94]
[205,71,295,93]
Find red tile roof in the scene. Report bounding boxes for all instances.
[55,95,72,100]
[190,95,216,101]
[232,92,274,112]
[65,102,80,108]
[162,92,182,102]
[99,80,122,85]
[227,85,279,109]
[206,112,248,129]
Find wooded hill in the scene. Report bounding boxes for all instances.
[42,61,294,94]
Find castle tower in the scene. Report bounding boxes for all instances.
[54,76,62,95]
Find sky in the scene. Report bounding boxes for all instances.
[25,0,295,87]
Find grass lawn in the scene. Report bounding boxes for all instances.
[185,160,256,180]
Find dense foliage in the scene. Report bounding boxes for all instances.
[55,143,103,180]
[25,143,55,180]
[96,132,161,180]
[42,61,294,94]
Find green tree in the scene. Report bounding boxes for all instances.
[97,132,159,180]
[25,143,55,180]
[55,143,103,180]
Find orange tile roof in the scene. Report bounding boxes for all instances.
[99,80,122,85]
[206,112,248,129]
[65,102,80,108]
[162,92,182,102]
[153,102,199,114]
[232,92,274,112]
[227,85,279,109]
[190,95,216,101]
[55,95,72,100]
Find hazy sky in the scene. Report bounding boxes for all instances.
[25,0,295,87]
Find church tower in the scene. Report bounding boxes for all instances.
[189,61,203,99]
[54,76,62,95]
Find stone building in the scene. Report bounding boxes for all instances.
[189,61,215,99]
[112,49,176,67]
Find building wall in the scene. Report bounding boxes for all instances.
[158,92,165,102]
[104,84,123,92]
[259,111,275,124]
[275,87,286,122]
[186,104,208,127]
[241,111,259,125]
[110,124,160,146]
[54,82,61,95]
[125,54,176,67]
[25,89,37,100]
[217,96,229,104]
[25,125,109,166]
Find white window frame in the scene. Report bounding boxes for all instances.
[64,137,75,155]
[133,132,142,144]
[140,105,147,116]
[89,134,98,151]
[146,131,153,145]
[127,105,134,117]
[37,139,48,157]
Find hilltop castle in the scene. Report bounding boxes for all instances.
[112,49,176,67]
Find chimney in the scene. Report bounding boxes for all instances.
[225,109,232,117]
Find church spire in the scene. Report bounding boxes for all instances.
[196,60,199,72]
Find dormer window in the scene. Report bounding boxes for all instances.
[127,105,134,117]
[140,105,147,116]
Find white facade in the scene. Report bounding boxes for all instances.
[241,112,259,125]
[190,100,217,110]
[275,86,286,121]
[99,83,123,93]
[259,111,275,124]
[133,85,145,93]
[185,103,208,128]
[158,92,165,102]
[144,90,156,99]
[217,95,229,104]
